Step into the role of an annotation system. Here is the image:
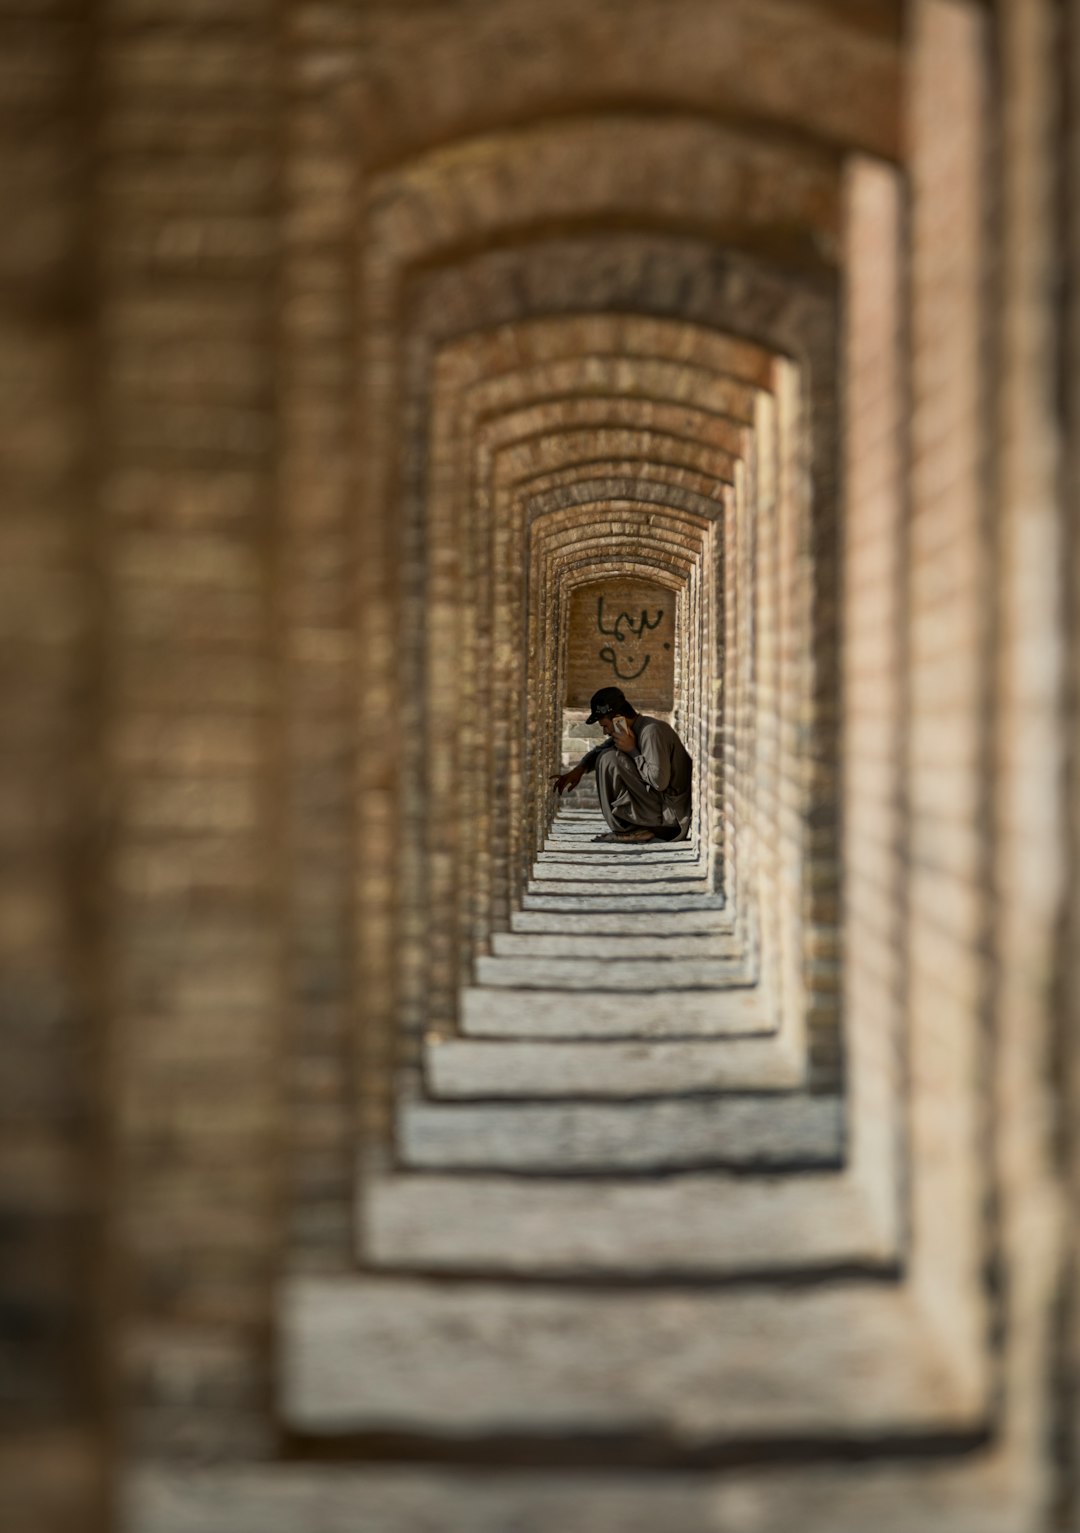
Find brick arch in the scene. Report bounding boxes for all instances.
[405,324,775,1086]
[523,495,732,825]
[358,266,827,1379]
[485,437,735,910]
[456,389,814,1066]
[488,427,740,489]
[355,218,835,1192]
[387,269,827,962]
[368,117,844,275]
[354,145,848,1264]
[544,539,769,1026]
[434,312,776,395]
[420,328,781,1037]
[522,484,729,787]
[388,257,834,996]
[425,395,747,854]
[278,17,1043,1505]
[529,506,768,992]
[461,356,759,429]
[517,447,790,1030]
[349,8,900,164]
[525,475,730,521]
[404,239,832,388]
[511,488,801,1085]
[65,3,1076,1515]
[546,553,701,841]
[470,398,753,477]
[529,511,716,891]
[431,482,725,1032]
[438,466,716,987]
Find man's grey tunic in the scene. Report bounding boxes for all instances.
[580,714,693,839]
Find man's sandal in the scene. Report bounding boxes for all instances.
[591,829,656,843]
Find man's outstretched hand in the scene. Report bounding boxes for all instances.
[551,763,586,795]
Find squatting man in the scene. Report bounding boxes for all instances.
[551,685,692,843]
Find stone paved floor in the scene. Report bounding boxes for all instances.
[281,802,855,1442]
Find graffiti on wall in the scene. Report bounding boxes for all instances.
[596,596,668,681]
[564,579,676,709]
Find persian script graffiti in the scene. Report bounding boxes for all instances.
[598,644,650,680]
[596,597,666,681]
[597,597,664,643]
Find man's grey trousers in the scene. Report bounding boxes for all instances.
[595,749,684,837]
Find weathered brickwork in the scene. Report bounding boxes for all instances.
[1068,0,1080,1508]
[280,0,362,1275]
[564,577,676,711]
[99,0,281,1462]
[841,159,905,1254]
[0,3,103,1528]
[381,313,826,1159]
[905,0,990,1353]
[3,0,1079,1530]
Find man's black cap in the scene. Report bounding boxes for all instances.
[586,686,632,725]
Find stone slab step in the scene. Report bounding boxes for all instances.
[424,1036,799,1098]
[527,878,712,897]
[363,1166,895,1276]
[522,891,726,912]
[545,831,695,848]
[460,985,768,1037]
[548,827,683,840]
[492,930,743,959]
[536,858,704,883]
[396,1093,840,1172]
[510,909,734,935]
[534,853,704,870]
[544,840,694,854]
[283,1275,984,1439]
[128,1461,1010,1533]
[473,955,751,990]
[553,803,674,814]
[541,860,705,876]
[546,825,648,837]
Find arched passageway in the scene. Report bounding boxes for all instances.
[4,2,1078,1531]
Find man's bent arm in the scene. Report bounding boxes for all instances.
[631,724,672,793]
[579,739,615,773]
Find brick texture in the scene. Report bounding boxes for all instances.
[564,577,676,710]
[0,2,105,1529]
[2,0,1078,1529]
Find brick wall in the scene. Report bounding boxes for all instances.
[99,0,280,1461]
[3,0,1079,1527]
[564,577,675,711]
[906,0,990,1352]
[0,1,103,1527]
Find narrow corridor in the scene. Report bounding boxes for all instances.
[4,1,1078,1530]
